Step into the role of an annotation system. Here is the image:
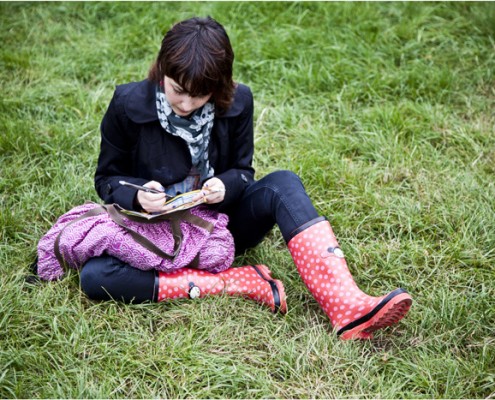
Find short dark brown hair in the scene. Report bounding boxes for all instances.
[148,17,235,114]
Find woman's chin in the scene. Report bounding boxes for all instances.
[173,107,193,117]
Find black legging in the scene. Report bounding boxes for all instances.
[80,170,319,302]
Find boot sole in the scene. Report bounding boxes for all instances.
[338,288,412,340]
[251,265,287,314]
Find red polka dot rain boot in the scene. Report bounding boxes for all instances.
[288,217,412,340]
[157,265,287,313]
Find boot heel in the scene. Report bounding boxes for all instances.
[339,289,413,340]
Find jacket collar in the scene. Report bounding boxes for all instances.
[123,80,158,124]
[124,79,247,124]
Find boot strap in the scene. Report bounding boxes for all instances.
[251,265,281,313]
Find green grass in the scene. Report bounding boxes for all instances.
[1,1,494,398]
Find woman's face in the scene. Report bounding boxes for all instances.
[164,76,212,117]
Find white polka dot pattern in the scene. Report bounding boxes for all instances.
[157,265,286,313]
[288,220,388,331]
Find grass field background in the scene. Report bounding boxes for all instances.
[1,2,494,398]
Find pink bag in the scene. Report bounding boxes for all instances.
[37,202,235,281]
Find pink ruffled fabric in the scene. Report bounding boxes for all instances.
[37,203,235,281]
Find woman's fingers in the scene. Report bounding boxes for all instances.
[145,181,166,192]
[136,181,166,212]
[200,178,225,204]
[138,192,167,212]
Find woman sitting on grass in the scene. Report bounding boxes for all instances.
[80,16,412,340]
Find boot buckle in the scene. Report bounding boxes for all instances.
[321,246,345,259]
[188,282,201,299]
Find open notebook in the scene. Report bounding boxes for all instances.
[117,190,204,220]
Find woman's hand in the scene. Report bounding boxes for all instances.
[138,178,225,213]
[136,181,167,213]
[193,177,226,204]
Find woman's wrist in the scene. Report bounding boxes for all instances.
[133,193,143,211]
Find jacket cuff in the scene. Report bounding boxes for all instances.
[99,178,147,211]
[215,169,253,207]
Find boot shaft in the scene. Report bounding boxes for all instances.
[288,218,362,297]
[157,265,286,313]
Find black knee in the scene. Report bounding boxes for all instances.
[261,170,304,193]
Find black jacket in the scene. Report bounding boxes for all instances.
[95,79,255,211]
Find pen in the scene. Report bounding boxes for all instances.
[203,189,225,194]
[119,180,165,194]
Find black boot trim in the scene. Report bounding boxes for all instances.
[251,265,281,313]
[152,270,159,302]
[336,288,408,336]
[287,216,327,243]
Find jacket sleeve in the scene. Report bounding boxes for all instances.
[94,87,146,210]
[215,86,256,209]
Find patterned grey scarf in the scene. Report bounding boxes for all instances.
[156,83,215,182]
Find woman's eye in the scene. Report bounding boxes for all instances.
[172,87,185,95]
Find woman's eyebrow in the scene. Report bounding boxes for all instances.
[172,82,185,92]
